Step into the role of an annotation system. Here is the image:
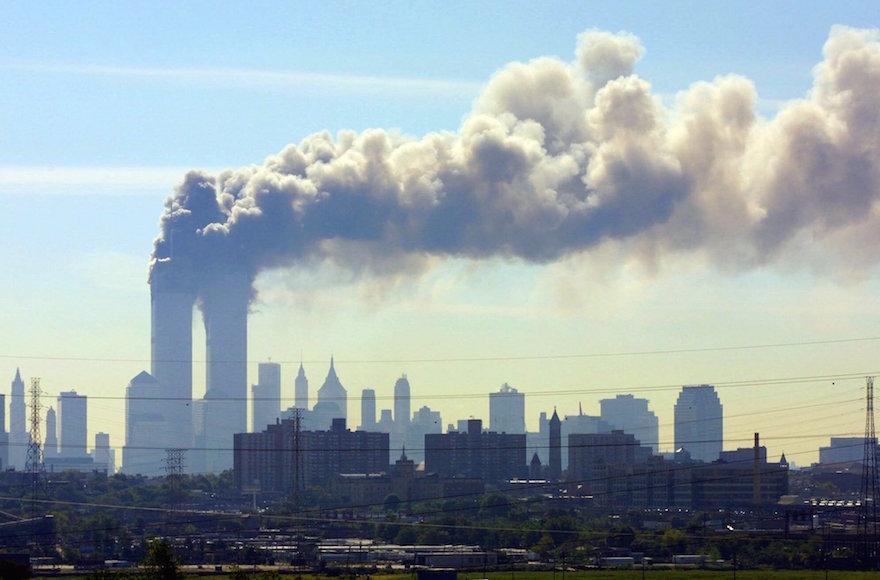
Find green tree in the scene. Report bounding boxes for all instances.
[142,539,183,580]
[383,493,402,513]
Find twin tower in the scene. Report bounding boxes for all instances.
[123,259,249,475]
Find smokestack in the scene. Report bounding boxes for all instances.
[201,267,250,473]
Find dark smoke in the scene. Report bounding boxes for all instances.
[151,26,880,294]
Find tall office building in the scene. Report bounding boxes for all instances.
[360,389,377,431]
[92,432,115,474]
[489,383,525,434]
[149,260,195,460]
[9,368,28,470]
[295,362,309,409]
[0,393,7,470]
[674,385,723,463]
[600,394,660,452]
[123,371,165,475]
[44,406,58,459]
[251,362,281,432]
[394,375,411,429]
[58,391,87,458]
[201,269,249,473]
[316,357,347,423]
[406,405,442,464]
[548,409,561,480]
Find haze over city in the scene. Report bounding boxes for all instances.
[2,2,880,470]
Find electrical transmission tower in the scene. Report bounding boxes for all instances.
[24,377,46,517]
[288,408,304,509]
[861,376,879,569]
[164,448,186,521]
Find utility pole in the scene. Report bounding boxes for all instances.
[861,376,879,569]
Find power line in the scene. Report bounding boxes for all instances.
[0,443,856,542]
[30,370,876,403]
[2,334,880,365]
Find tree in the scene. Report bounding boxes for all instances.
[383,493,402,513]
[142,539,183,580]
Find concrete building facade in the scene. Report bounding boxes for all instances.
[674,385,723,463]
[600,394,659,453]
[234,417,389,492]
[489,383,525,435]
[251,362,281,433]
[425,419,527,483]
[57,391,87,458]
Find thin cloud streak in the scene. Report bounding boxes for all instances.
[0,166,220,196]
[0,59,484,98]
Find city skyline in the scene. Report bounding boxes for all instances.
[1,3,879,466]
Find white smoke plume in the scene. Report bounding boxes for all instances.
[151,26,880,294]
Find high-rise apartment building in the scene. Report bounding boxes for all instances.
[57,391,87,458]
[251,362,281,432]
[234,417,389,492]
[674,385,723,463]
[600,394,659,452]
[425,419,526,483]
[489,383,525,434]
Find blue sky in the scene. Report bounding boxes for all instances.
[1,2,879,465]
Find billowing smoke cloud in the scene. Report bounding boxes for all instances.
[152,26,880,295]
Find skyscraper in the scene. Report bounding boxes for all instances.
[9,368,28,470]
[360,388,376,431]
[149,260,195,459]
[295,362,309,409]
[251,362,281,432]
[201,268,249,473]
[600,394,659,453]
[123,371,165,475]
[489,383,525,434]
[92,432,115,474]
[44,406,58,459]
[394,375,411,429]
[57,391,87,458]
[0,393,7,470]
[674,385,723,463]
[315,357,347,424]
[549,409,561,480]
